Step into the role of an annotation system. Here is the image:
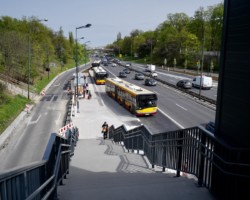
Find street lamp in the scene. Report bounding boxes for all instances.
[75,24,91,99]
[28,18,48,100]
[150,40,153,65]
[83,41,90,67]
[75,24,91,113]
[198,11,205,99]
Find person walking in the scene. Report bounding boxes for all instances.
[102,121,109,139]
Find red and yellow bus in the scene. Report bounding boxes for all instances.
[106,78,158,116]
[92,66,108,85]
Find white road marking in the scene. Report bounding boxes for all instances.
[28,114,41,125]
[55,114,61,125]
[158,108,185,129]
[176,104,187,111]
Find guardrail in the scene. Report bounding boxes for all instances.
[108,125,250,200]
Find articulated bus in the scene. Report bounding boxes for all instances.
[92,66,108,85]
[106,78,158,116]
[91,60,101,67]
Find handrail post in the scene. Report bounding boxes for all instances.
[162,140,166,172]
[151,135,155,169]
[198,132,206,186]
[176,130,183,177]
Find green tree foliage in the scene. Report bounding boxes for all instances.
[0,16,75,84]
[109,3,223,71]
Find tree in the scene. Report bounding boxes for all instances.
[166,13,190,32]
[208,3,224,51]
[117,32,121,41]
[0,16,76,84]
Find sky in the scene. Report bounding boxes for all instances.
[1,0,223,47]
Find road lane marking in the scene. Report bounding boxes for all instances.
[28,114,41,125]
[55,114,61,125]
[176,104,187,111]
[158,108,184,129]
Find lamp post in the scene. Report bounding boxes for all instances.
[131,39,133,59]
[198,11,205,100]
[28,18,48,100]
[150,40,153,65]
[75,24,91,98]
[75,24,91,113]
[83,41,90,67]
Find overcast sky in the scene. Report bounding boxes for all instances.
[1,0,223,47]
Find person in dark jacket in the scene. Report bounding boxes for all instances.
[102,121,109,139]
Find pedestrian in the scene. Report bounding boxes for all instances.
[85,83,89,94]
[88,90,92,99]
[102,121,109,139]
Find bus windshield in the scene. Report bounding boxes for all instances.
[137,94,157,108]
[96,73,108,79]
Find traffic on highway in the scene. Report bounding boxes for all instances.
[89,56,216,133]
[0,56,216,171]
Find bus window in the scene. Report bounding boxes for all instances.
[138,95,157,108]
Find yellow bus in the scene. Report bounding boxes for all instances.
[106,78,158,116]
[92,66,108,85]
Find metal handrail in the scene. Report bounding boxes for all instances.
[109,124,250,199]
[0,96,78,200]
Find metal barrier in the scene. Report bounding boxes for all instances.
[0,94,78,200]
[108,124,250,199]
[0,128,78,200]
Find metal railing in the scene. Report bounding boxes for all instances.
[0,128,78,200]
[109,124,250,199]
[0,95,78,200]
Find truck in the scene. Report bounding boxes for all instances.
[192,75,213,90]
[145,64,156,72]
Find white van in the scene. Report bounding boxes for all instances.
[192,75,213,90]
[145,64,156,72]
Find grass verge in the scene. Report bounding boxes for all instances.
[0,94,29,134]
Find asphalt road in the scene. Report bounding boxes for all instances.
[103,63,215,129]
[120,61,218,101]
[0,70,72,170]
[0,61,215,171]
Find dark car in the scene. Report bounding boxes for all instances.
[205,121,215,133]
[119,71,127,78]
[176,79,192,89]
[135,73,145,80]
[123,68,131,74]
[145,78,157,86]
